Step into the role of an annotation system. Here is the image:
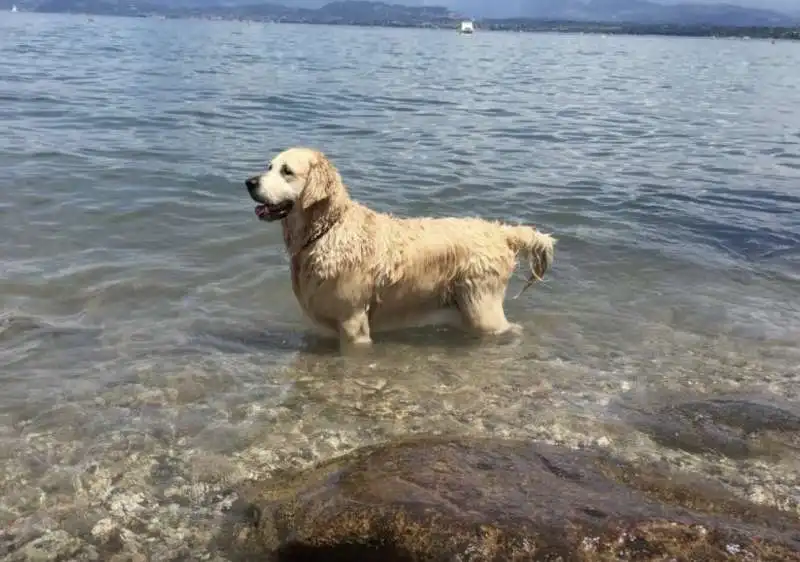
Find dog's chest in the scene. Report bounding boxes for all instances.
[288,254,343,335]
[289,254,302,299]
[288,255,325,315]
[283,221,303,299]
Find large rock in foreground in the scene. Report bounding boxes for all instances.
[233,436,800,561]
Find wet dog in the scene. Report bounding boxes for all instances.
[245,147,555,350]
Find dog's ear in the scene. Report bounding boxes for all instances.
[298,152,340,211]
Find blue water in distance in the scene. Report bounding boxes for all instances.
[0,13,798,558]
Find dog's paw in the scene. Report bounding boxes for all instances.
[340,335,373,355]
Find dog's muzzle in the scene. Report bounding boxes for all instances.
[254,201,293,222]
[245,176,261,197]
[245,176,293,221]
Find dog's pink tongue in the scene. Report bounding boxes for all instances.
[255,205,268,218]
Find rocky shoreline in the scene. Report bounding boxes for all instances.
[2,392,799,561]
[226,435,800,561]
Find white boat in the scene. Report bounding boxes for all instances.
[458,20,474,34]
[11,4,18,11]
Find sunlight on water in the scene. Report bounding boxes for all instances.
[0,13,799,560]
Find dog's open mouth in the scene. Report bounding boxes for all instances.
[255,201,293,222]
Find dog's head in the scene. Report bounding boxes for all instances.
[245,147,343,222]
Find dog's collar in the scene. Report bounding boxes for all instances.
[299,225,330,253]
[293,207,344,255]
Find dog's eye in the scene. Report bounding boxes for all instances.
[281,164,294,177]
[267,163,273,171]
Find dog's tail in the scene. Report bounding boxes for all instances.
[503,225,556,299]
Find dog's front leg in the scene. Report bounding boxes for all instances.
[338,310,372,351]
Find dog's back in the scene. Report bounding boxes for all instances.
[338,206,554,334]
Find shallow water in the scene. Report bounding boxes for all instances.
[1,14,799,559]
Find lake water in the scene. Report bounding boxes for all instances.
[1,13,799,560]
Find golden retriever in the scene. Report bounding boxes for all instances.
[245,147,555,350]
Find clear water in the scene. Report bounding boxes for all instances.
[1,14,798,559]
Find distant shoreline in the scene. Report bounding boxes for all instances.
[479,20,800,40]
[13,10,800,41]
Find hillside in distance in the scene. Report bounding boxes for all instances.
[6,0,798,27]
[168,0,797,21]
[496,0,793,26]
[166,0,797,18]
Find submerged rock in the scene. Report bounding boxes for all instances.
[620,394,800,459]
[4,530,96,562]
[231,435,800,561]
[669,396,800,434]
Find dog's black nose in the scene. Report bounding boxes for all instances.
[245,176,259,191]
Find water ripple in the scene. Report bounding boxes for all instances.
[0,14,799,559]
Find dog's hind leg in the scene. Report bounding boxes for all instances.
[338,309,372,350]
[455,287,521,337]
